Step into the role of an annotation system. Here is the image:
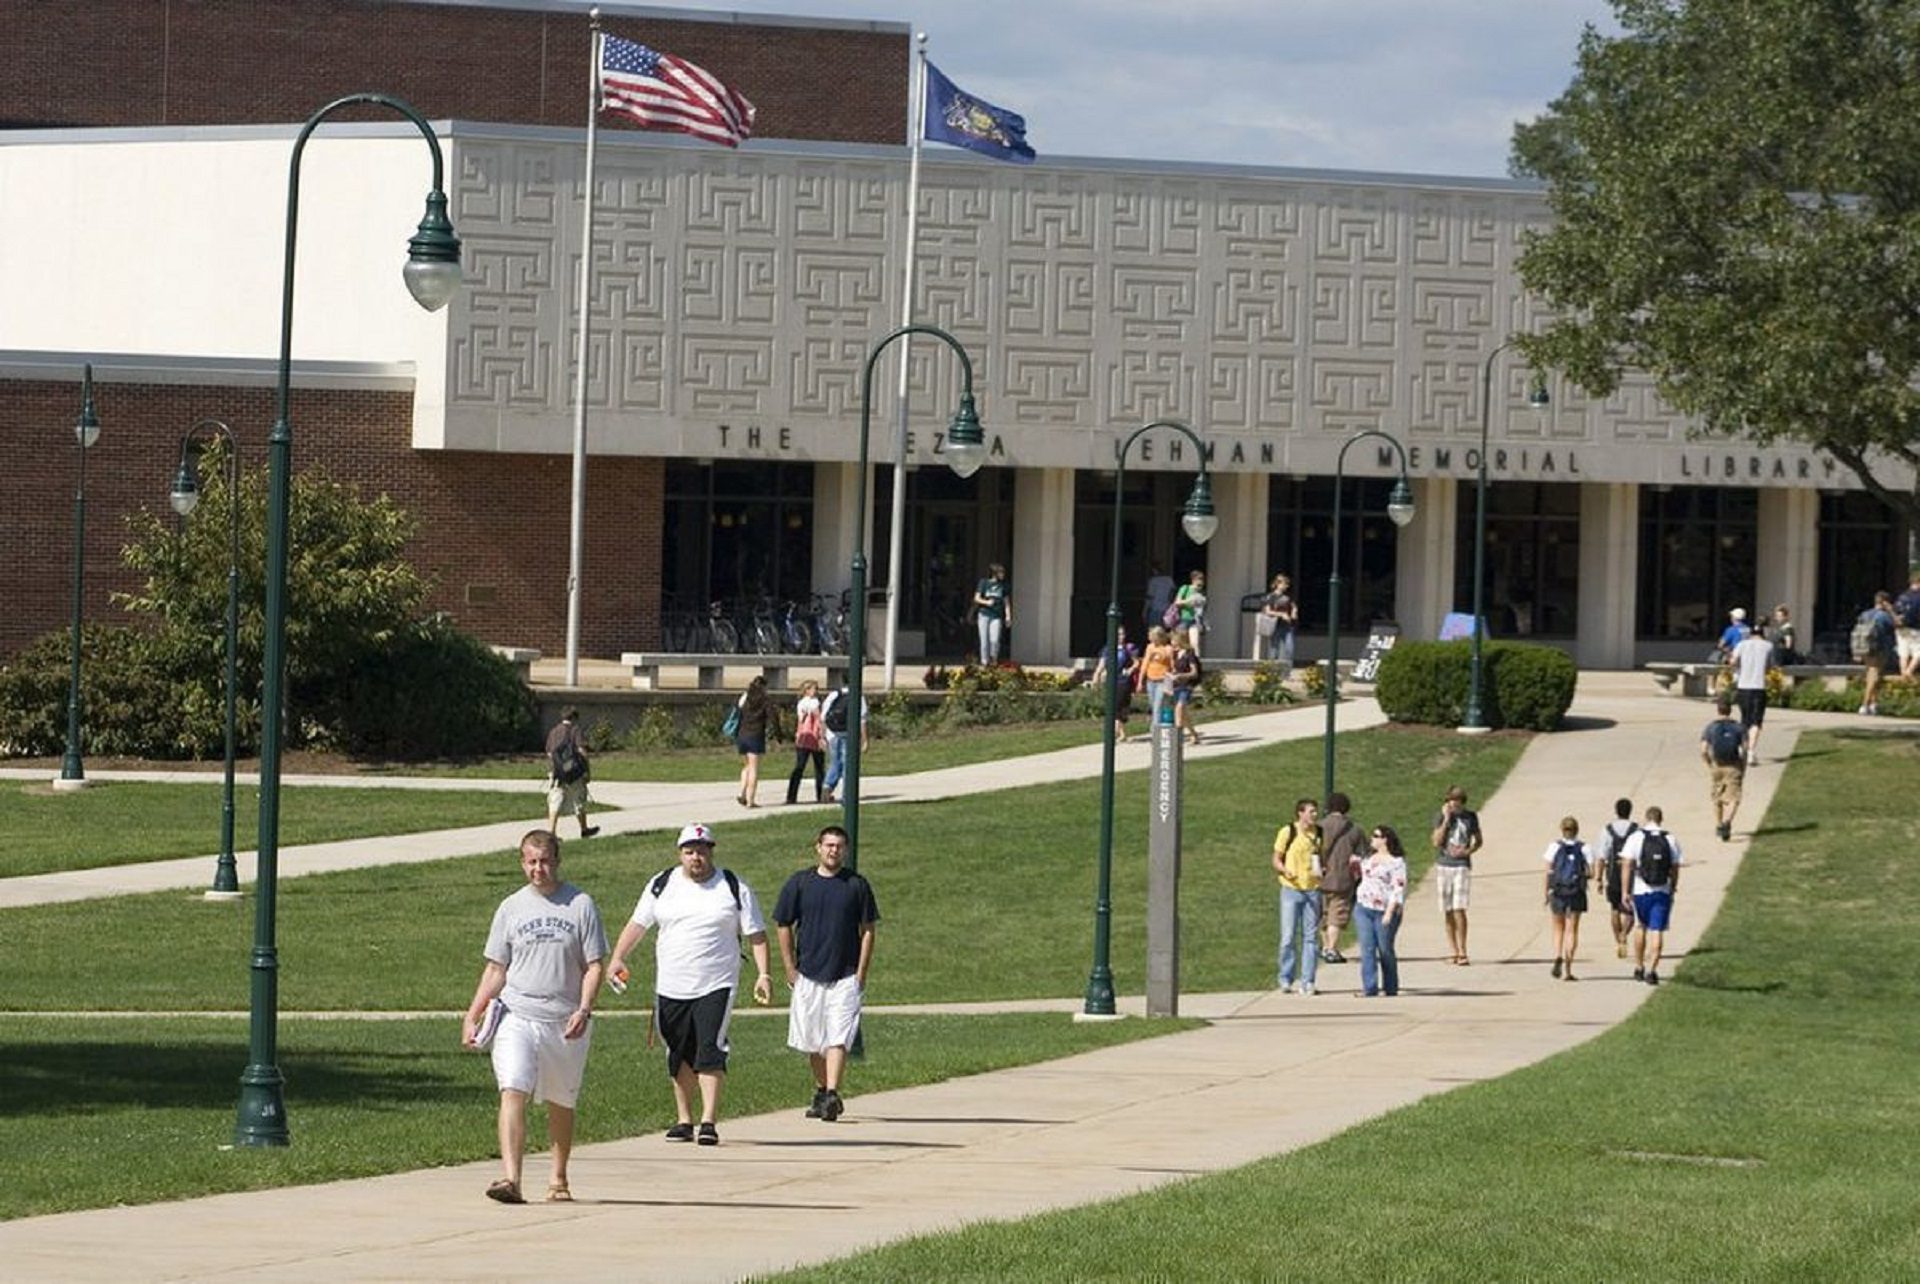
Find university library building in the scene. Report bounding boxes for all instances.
[5,0,1913,670]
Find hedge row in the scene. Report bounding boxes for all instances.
[1373,639,1578,731]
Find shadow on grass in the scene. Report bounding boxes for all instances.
[1749,822,1818,837]
[0,1042,464,1118]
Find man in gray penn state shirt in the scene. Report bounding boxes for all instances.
[463,829,607,1205]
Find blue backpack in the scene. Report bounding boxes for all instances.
[1549,840,1586,894]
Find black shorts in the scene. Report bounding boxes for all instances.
[1735,687,1768,727]
[656,987,735,1076]
[1549,886,1589,916]
[1604,860,1633,914]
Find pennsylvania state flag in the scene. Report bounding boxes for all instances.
[924,62,1036,163]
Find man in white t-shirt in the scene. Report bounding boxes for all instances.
[463,829,607,1205]
[607,823,771,1146]
[1729,629,1775,766]
[1619,805,1684,988]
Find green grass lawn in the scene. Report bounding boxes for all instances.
[770,728,1920,1282]
[0,1011,1198,1221]
[0,726,1522,1012]
[0,781,545,878]
[352,705,1282,783]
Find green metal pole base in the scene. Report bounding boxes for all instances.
[204,889,244,903]
[50,774,92,792]
[235,1068,290,1147]
[1081,970,1117,1018]
[1455,724,1493,736]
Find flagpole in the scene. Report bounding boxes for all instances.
[564,9,604,687]
[881,33,928,690]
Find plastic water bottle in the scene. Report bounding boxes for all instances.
[608,964,630,994]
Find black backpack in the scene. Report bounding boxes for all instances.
[823,691,850,734]
[1549,840,1586,893]
[551,734,586,784]
[1705,718,1745,767]
[650,866,742,908]
[1636,831,1675,888]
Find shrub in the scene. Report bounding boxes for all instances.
[622,706,678,751]
[1249,661,1297,705]
[0,625,242,759]
[324,621,539,759]
[1301,663,1327,699]
[1375,640,1577,731]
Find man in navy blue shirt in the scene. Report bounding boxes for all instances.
[773,826,879,1122]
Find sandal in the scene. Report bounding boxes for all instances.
[485,1178,524,1204]
[545,1182,573,1203]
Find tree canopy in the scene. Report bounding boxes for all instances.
[1511,0,1920,526]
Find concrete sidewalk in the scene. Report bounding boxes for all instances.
[0,699,1382,909]
[0,679,1823,1280]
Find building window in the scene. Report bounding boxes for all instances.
[1069,471,1210,656]
[662,461,814,610]
[1636,487,1757,640]
[1451,482,1580,638]
[870,467,1016,656]
[1268,477,1404,635]
[1815,492,1910,637]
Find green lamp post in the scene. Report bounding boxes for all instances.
[54,365,102,792]
[840,324,985,872]
[1322,431,1416,802]
[237,93,463,1149]
[170,420,244,901]
[1084,420,1217,1017]
[1461,341,1550,733]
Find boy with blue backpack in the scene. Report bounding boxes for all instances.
[1700,694,1747,841]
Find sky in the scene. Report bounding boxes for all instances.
[647,0,1622,178]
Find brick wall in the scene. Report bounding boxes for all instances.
[0,375,661,659]
[4,0,907,143]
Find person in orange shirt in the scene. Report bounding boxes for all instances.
[1140,626,1176,725]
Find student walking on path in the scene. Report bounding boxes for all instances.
[462,830,607,1205]
[785,681,827,805]
[1541,816,1590,981]
[773,825,878,1123]
[1700,696,1747,841]
[1272,798,1323,994]
[1430,784,1483,966]
[543,708,599,840]
[1595,798,1638,958]
[732,676,774,809]
[1621,806,1683,987]
[1317,791,1365,965]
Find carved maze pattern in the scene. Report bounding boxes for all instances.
[446,138,1694,460]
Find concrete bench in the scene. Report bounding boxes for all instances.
[489,646,540,684]
[1645,661,1863,697]
[619,652,850,692]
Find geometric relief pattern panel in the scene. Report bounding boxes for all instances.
[1411,357,1478,436]
[1207,350,1296,432]
[1602,377,1681,442]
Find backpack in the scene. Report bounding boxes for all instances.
[1705,718,1746,767]
[1173,649,1203,687]
[823,691,850,735]
[1850,610,1890,661]
[550,734,586,784]
[1549,840,1587,894]
[794,705,824,751]
[1162,601,1183,630]
[1636,830,1675,888]
[650,866,742,909]
[720,699,742,740]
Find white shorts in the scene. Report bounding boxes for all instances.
[1898,628,1920,665]
[547,777,588,817]
[491,1011,592,1108]
[786,973,863,1054]
[1435,864,1472,912]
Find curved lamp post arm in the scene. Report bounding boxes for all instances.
[58,365,101,788]
[843,323,983,872]
[1324,429,1414,802]
[1463,340,1514,731]
[242,92,461,1150]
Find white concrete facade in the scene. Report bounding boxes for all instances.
[3,121,1913,666]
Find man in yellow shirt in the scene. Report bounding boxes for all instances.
[1271,798,1323,994]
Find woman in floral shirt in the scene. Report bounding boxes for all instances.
[1355,824,1409,997]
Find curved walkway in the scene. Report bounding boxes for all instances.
[0,677,1836,1279]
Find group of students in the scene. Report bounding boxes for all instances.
[1540,799,1683,986]
[1091,622,1207,745]
[460,822,878,1205]
[727,676,869,809]
[1268,785,1685,998]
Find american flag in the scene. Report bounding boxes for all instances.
[599,34,755,149]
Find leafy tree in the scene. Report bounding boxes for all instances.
[1512,0,1920,526]
[117,441,433,750]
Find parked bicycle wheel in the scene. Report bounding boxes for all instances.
[709,617,739,654]
[817,617,847,655]
[663,615,690,652]
[784,616,814,655]
[749,621,779,655]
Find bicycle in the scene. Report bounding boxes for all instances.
[743,596,781,656]
[705,599,739,654]
[779,599,815,654]
[811,590,850,655]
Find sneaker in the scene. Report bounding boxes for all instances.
[697,1121,719,1146]
[1322,949,1346,964]
[1280,980,1298,994]
[664,1122,695,1143]
[805,1089,827,1119]
[1616,941,1628,958]
[581,825,601,839]
[819,1090,844,1122]
[1300,982,1316,996]
[1551,958,1563,979]
[1563,968,1577,982]
[1717,821,1731,841]
[1632,967,1645,982]
[1645,970,1660,987]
